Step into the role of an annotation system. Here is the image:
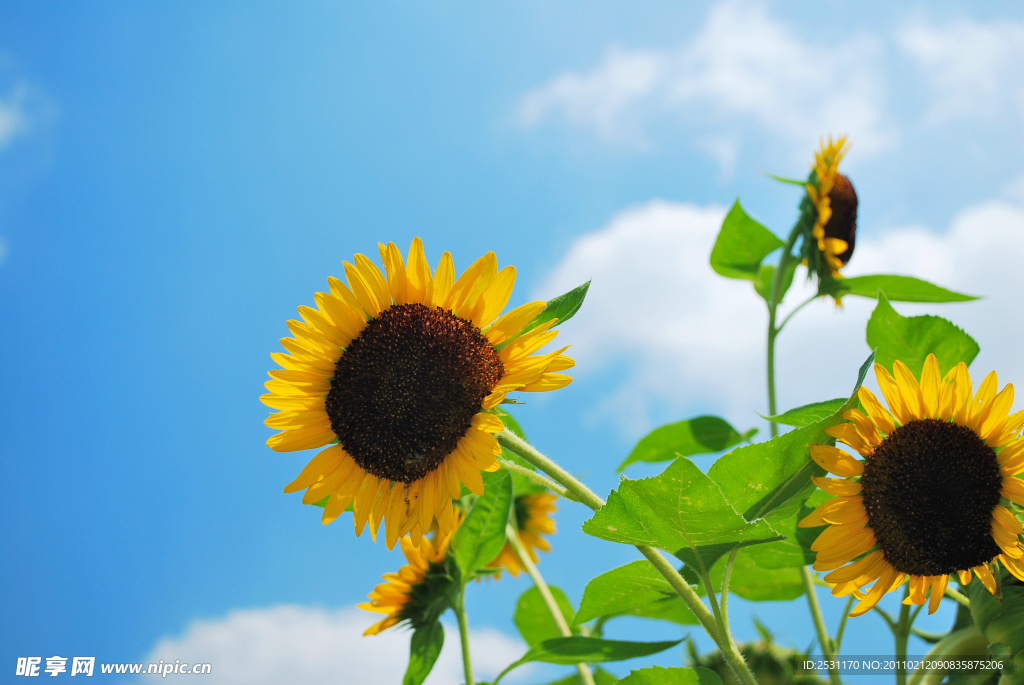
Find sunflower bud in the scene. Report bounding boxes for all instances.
[824,173,857,265]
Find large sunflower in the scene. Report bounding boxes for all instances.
[263,238,574,549]
[802,136,858,281]
[360,528,456,636]
[799,354,1024,617]
[485,492,557,577]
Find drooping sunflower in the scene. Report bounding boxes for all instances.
[485,492,557,577]
[800,136,858,284]
[799,354,1024,617]
[263,238,574,549]
[359,528,457,636]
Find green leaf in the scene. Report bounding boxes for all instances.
[707,354,875,570]
[618,666,723,685]
[823,274,978,303]
[495,636,682,684]
[764,398,846,428]
[619,416,757,471]
[519,280,590,339]
[575,560,688,624]
[754,261,799,304]
[866,293,980,377]
[583,457,781,572]
[514,586,576,646]
[451,470,513,579]
[969,566,1024,678]
[710,200,785,281]
[403,622,444,685]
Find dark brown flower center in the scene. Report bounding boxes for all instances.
[825,174,857,265]
[325,303,504,483]
[861,418,1002,576]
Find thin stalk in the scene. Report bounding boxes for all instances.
[496,457,573,500]
[894,587,912,685]
[800,567,842,685]
[765,222,804,439]
[720,549,739,633]
[497,430,758,685]
[455,588,474,685]
[944,586,971,608]
[504,523,595,685]
[833,597,854,652]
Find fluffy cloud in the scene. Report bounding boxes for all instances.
[518,2,890,157]
[538,198,1024,436]
[141,606,529,685]
[897,18,1024,122]
[0,82,30,147]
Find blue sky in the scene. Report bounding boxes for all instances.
[4,2,1024,682]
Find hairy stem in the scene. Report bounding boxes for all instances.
[455,588,474,685]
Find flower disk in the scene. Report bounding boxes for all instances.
[263,238,575,549]
[800,354,1024,618]
[326,303,504,484]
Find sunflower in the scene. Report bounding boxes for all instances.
[359,528,456,636]
[263,238,574,549]
[485,492,557,577]
[799,354,1024,618]
[801,136,858,282]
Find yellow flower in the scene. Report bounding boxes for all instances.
[359,529,456,636]
[485,492,557,577]
[804,136,858,282]
[800,354,1024,617]
[263,238,574,549]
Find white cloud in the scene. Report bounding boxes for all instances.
[141,606,530,685]
[517,2,891,159]
[539,198,1024,436]
[0,82,30,147]
[897,19,1024,122]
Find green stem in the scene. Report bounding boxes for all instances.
[894,587,912,685]
[777,293,819,333]
[766,222,803,439]
[504,522,596,685]
[800,567,842,685]
[497,429,758,685]
[455,588,474,685]
[495,457,573,501]
[720,549,739,633]
[944,586,971,608]
[833,596,854,652]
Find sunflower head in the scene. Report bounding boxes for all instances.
[800,136,858,298]
[485,492,557,578]
[359,527,459,636]
[263,238,575,549]
[799,354,1024,617]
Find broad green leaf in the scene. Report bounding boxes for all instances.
[514,586,576,646]
[494,636,683,684]
[451,470,513,578]
[710,200,785,281]
[753,261,799,305]
[575,560,684,624]
[625,596,699,625]
[618,666,723,685]
[583,457,781,572]
[764,398,846,428]
[537,666,619,685]
[823,274,977,303]
[403,622,444,685]
[515,280,590,341]
[619,416,757,471]
[969,566,1024,679]
[866,293,979,377]
[708,354,874,571]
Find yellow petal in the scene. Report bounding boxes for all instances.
[809,444,864,478]
[405,237,433,306]
[811,476,863,496]
[471,265,516,329]
[928,575,948,615]
[858,387,895,435]
[284,444,347,493]
[893,360,924,421]
[920,354,941,419]
[486,301,546,346]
